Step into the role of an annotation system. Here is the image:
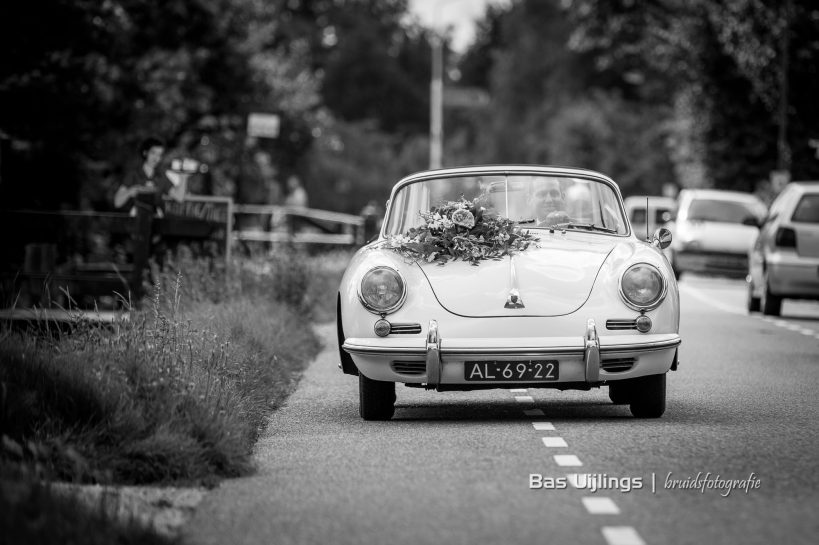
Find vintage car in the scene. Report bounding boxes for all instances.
[747,181,819,316]
[337,165,680,420]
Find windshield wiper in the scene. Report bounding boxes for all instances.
[550,222,617,234]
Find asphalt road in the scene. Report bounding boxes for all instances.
[183,274,819,545]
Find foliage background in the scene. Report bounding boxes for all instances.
[1,0,817,213]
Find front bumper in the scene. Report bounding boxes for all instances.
[675,250,747,277]
[343,319,680,389]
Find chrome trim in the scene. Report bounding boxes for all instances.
[619,262,668,311]
[584,319,600,382]
[425,320,442,388]
[357,265,408,315]
[606,319,638,330]
[504,256,526,309]
[341,336,681,357]
[390,323,423,334]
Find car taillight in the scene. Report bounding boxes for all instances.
[774,227,796,248]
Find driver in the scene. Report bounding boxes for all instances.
[533,179,571,227]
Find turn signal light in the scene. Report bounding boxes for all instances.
[774,227,796,248]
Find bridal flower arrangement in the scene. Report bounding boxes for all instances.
[387,197,538,265]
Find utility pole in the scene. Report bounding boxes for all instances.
[429,33,443,170]
[776,0,792,172]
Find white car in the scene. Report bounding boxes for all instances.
[624,196,675,242]
[747,181,819,315]
[337,165,681,420]
[664,189,766,279]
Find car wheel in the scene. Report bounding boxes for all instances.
[746,279,760,313]
[608,382,631,404]
[628,374,666,418]
[760,274,782,316]
[359,374,396,421]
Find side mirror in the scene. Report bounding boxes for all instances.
[652,227,672,250]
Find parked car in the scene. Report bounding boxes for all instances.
[337,165,680,421]
[624,196,675,241]
[664,189,767,279]
[747,181,819,316]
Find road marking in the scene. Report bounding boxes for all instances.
[680,284,744,315]
[523,409,545,416]
[515,396,534,403]
[602,526,646,545]
[554,455,583,467]
[532,422,555,430]
[510,388,528,393]
[683,284,819,337]
[542,437,568,447]
[582,497,620,515]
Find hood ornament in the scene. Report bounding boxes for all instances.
[504,256,525,309]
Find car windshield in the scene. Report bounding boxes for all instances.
[384,174,627,235]
[686,198,765,224]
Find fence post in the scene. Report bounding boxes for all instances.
[130,195,154,300]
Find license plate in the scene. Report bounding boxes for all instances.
[464,360,559,382]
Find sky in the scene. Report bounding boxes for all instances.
[407,0,510,52]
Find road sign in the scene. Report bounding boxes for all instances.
[443,87,490,108]
[247,113,280,138]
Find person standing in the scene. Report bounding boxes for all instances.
[283,175,308,208]
[113,136,185,215]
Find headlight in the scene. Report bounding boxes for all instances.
[358,266,407,314]
[619,263,666,310]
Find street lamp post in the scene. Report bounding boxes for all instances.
[429,33,443,169]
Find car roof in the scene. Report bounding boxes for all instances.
[679,188,763,202]
[624,196,676,208]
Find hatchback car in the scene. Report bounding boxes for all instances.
[624,196,675,242]
[747,182,819,315]
[664,189,767,279]
[337,165,680,421]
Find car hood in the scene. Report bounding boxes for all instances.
[415,235,617,317]
[676,221,759,253]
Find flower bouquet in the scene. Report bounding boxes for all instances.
[386,197,538,265]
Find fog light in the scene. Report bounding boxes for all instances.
[374,319,391,337]
[635,315,652,333]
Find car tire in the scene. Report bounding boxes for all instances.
[760,275,782,316]
[746,279,760,313]
[359,374,396,421]
[608,383,631,404]
[628,374,666,418]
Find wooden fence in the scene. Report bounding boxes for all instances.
[1,195,374,311]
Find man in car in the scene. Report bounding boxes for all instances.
[533,179,571,227]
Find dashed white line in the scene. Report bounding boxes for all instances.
[532,422,555,431]
[523,409,545,416]
[602,526,646,545]
[510,388,528,393]
[582,497,621,515]
[542,437,568,448]
[515,395,534,403]
[554,455,583,467]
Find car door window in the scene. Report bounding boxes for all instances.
[791,194,819,223]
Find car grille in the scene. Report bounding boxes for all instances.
[391,360,426,375]
[606,319,637,330]
[389,323,422,334]
[601,357,637,372]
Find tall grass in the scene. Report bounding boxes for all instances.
[0,246,351,486]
